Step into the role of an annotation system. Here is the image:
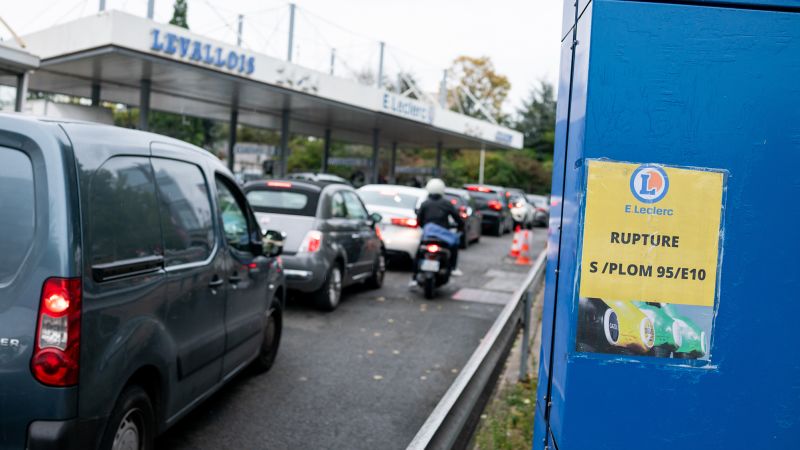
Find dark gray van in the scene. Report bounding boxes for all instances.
[0,115,285,450]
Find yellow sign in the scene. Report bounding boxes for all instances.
[579,160,724,307]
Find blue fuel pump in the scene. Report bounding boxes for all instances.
[533,1,800,449]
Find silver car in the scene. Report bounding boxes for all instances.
[357,184,428,262]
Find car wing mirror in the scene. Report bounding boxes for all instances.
[369,212,382,227]
[262,229,286,257]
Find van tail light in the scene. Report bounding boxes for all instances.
[487,200,503,211]
[299,230,323,253]
[31,278,81,387]
[426,244,440,253]
[375,225,384,241]
[391,217,418,228]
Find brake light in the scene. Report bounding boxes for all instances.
[487,200,503,211]
[537,207,546,212]
[450,199,458,205]
[267,181,292,188]
[391,217,418,228]
[505,191,511,198]
[299,230,323,253]
[459,206,468,219]
[466,186,492,193]
[426,244,440,253]
[31,278,81,387]
[375,225,384,241]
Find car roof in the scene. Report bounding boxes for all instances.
[445,187,469,197]
[358,184,427,196]
[244,178,350,193]
[464,183,505,191]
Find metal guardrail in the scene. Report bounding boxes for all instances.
[407,249,548,450]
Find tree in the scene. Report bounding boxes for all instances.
[169,0,189,28]
[447,56,511,124]
[515,80,556,155]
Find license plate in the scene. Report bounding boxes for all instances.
[420,259,440,272]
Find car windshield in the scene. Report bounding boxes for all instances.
[246,188,319,216]
[359,190,420,210]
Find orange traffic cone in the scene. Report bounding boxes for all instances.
[509,225,522,257]
[515,230,533,265]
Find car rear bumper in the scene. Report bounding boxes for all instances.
[281,253,329,293]
[379,225,421,260]
[27,417,101,450]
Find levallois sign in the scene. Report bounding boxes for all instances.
[150,29,255,75]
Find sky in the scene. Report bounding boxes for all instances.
[1,0,563,115]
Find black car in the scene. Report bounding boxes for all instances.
[0,115,285,450]
[244,179,385,311]
[463,184,515,236]
[444,187,482,248]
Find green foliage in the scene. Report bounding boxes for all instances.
[440,149,551,194]
[473,378,537,450]
[112,108,215,149]
[516,80,556,155]
[169,0,189,28]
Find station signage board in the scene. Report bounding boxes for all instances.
[150,28,255,75]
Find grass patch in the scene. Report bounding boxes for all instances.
[472,378,537,450]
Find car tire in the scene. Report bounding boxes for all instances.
[100,385,155,450]
[366,252,386,289]
[251,304,282,373]
[493,223,503,237]
[314,265,343,311]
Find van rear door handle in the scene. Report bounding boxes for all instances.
[208,277,224,288]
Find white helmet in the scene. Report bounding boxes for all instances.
[425,178,446,196]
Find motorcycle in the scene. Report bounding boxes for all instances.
[415,238,452,299]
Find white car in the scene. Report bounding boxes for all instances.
[357,184,428,262]
[508,193,535,229]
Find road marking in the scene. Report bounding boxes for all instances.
[451,288,509,305]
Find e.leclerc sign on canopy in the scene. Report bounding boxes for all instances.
[150,29,255,75]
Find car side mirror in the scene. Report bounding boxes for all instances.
[369,212,382,227]
[262,229,286,257]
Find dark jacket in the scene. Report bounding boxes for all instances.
[417,194,464,230]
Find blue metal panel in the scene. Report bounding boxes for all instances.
[536,0,800,449]
[532,23,577,450]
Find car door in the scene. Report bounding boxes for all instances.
[327,189,361,282]
[215,175,270,375]
[150,156,226,408]
[342,190,378,279]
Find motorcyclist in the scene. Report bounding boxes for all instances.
[413,178,464,282]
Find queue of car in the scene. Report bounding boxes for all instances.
[0,114,549,450]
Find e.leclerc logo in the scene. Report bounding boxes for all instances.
[630,165,669,203]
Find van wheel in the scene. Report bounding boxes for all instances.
[252,304,282,373]
[101,386,155,450]
[366,253,386,289]
[314,265,342,311]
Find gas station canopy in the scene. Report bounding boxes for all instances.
[20,11,523,150]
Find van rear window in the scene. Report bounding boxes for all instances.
[0,147,35,280]
[246,189,318,216]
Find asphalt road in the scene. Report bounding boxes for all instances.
[157,228,547,450]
